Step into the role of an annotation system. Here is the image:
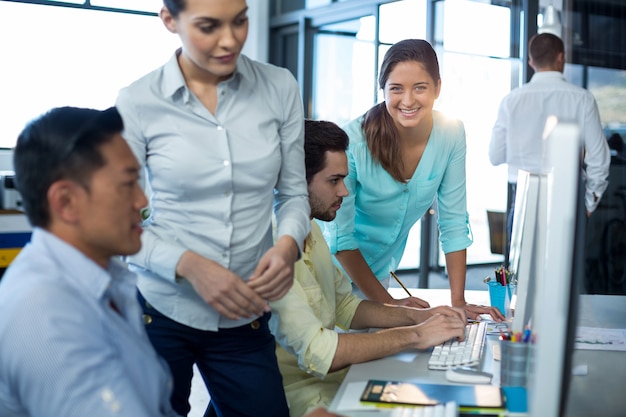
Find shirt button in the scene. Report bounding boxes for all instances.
[222,253,227,258]
[142,314,152,325]
[217,125,223,131]
[250,320,260,330]
[223,160,230,166]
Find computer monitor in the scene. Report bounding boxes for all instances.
[526,119,586,417]
[508,170,546,334]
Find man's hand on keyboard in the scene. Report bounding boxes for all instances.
[456,302,505,322]
[412,313,466,350]
[428,321,488,370]
[413,305,466,324]
[388,296,431,309]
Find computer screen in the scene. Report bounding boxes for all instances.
[508,170,546,334]
[526,119,586,417]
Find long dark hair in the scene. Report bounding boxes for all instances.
[362,39,440,182]
[162,0,186,17]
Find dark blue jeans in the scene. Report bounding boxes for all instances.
[138,292,289,417]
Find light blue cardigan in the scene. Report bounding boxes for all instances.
[319,110,473,281]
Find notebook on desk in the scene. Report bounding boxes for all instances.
[360,380,504,410]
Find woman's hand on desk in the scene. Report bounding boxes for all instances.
[460,303,506,322]
[176,251,270,320]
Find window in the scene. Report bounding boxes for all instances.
[433,0,518,265]
[0,1,180,150]
[312,17,376,126]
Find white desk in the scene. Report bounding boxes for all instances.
[328,290,626,417]
[328,289,499,417]
[564,294,626,417]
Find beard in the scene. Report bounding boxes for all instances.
[309,194,338,222]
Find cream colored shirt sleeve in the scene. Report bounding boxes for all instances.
[269,221,362,379]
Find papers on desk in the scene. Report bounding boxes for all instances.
[484,321,510,335]
[575,326,626,351]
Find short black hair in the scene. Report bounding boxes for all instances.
[13,106,123,228]
[529,33,564,68]
[304,119,349,184]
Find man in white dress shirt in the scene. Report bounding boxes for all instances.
[490,32,610,248]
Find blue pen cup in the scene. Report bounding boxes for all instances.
[487,281,515,315]
[500,340,530,387]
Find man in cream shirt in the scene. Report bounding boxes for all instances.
[269,120,467,417]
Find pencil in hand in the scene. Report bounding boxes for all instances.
[390,270,413,297]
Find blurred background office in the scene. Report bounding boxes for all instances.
[0,0,624,295]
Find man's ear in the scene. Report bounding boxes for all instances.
[556,51,565,71]
[47,180,82,224]
[160,6,178,34]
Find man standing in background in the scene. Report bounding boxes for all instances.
[489,32,610,249]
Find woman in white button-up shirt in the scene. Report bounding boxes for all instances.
[115,1,310,416]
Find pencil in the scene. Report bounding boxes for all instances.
[390,271,413,297]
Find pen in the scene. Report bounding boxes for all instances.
[390,271,413,297]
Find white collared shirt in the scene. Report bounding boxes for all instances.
[0,228,179,417]
[489,71,610,212]
[116,50,310,330]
